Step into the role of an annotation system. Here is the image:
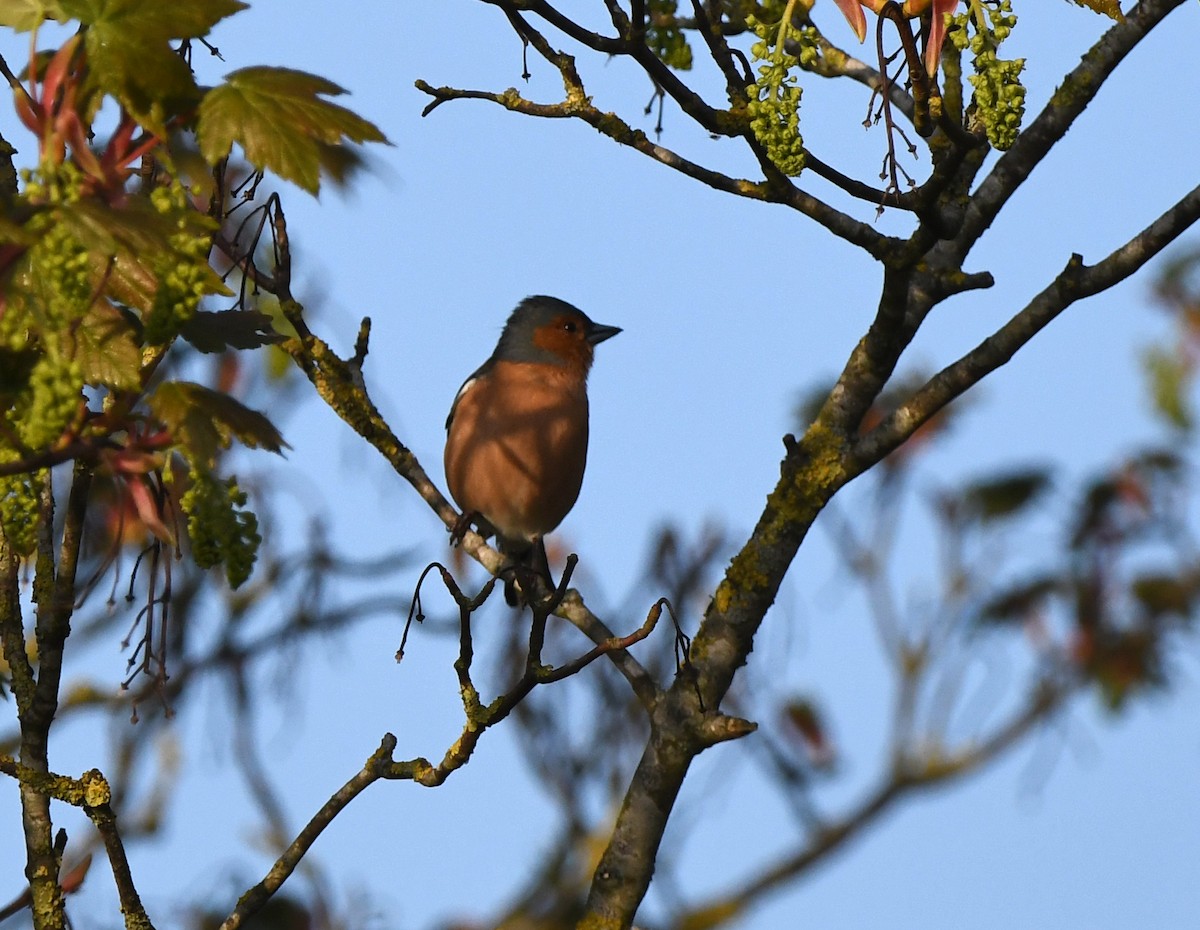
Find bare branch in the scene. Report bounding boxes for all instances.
[85,802,155,930]
[278,304,486,562]
[855,181,1200,468]
[0,759,152,929]
[32,464,92,739]
[957,0,1187,256]
[0,441,99,478]
[414,80,897,258]
[487,0,626,53]
[0,539,34,705]
[557,591,661,709]
[219,735,404,930]
[408,576,670,788]
[806,35,914,121]
[543,597,666,684]
[687,0,752,103]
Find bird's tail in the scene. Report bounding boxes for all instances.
[504,537,554,607]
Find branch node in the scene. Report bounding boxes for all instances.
[700,714,759,746]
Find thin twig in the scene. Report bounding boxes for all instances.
[85,802,156,930]
[219,735,411,930]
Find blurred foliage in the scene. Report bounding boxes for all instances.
[964,448,1196,711]
[0,1,384,596]
[646,0,694,70]
[1144,247,1200,432]
[0,3,388,926]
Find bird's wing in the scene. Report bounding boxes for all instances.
[445,358,493,430]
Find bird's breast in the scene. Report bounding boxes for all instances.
[444,361,591,542]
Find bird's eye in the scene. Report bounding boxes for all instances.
[562,320,578,333]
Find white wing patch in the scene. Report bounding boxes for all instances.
[446,376,477,430]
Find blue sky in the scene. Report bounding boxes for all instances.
[2,2,1199,928]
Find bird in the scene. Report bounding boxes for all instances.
[444,295,621,605]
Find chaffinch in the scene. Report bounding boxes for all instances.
[444,295,621,605]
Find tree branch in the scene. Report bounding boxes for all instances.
[493,0,741,138]
[855,180,1200,468]
[581,420,855,927]
[0,758,152,930]
[221,577,671,927]
[956,0,1186,257]
[573,12,1198,916]
[488,0,627,54]
[0,129,17,212]
[218,735,403,930]
[404,566,667,787]
[556,590,660,710]
[0,442,98,478]
[0,538,35,711]
[687,0,752,105]
[279,308,478,555]
[414,79,896,258]
[32,464,91,745]
[85,802,155,930]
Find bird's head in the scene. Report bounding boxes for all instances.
[495,296,621,374]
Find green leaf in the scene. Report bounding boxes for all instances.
[959,468,1052,523]
[60,0,246,37]
[980,576,1060,625]
[0,0,67,31]
[84,30,196,137]
[60,0,247,135]
[197,66,388,194]
[61,197,179,256]
[149,381,287,466]
[1131,574,1196,621]
[150,383,222,464]
[1067,0,1125,21]
[1142,345,1192,432]
[100,247,159,313]
[164,136,219,204]
[72,300,141,390]
[180,310,284,354]
[59,199,230,313]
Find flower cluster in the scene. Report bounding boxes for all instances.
[950,0,1025,150]
[179,467,262,589]
[3,169,91,452]
[745,13,818,177]
[144,181,218,344]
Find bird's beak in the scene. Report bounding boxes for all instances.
[586,322,622,345]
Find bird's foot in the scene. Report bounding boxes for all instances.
[449,511,481,547]
[502,563,556,609]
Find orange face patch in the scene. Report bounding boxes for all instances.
[532,313,595,370]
